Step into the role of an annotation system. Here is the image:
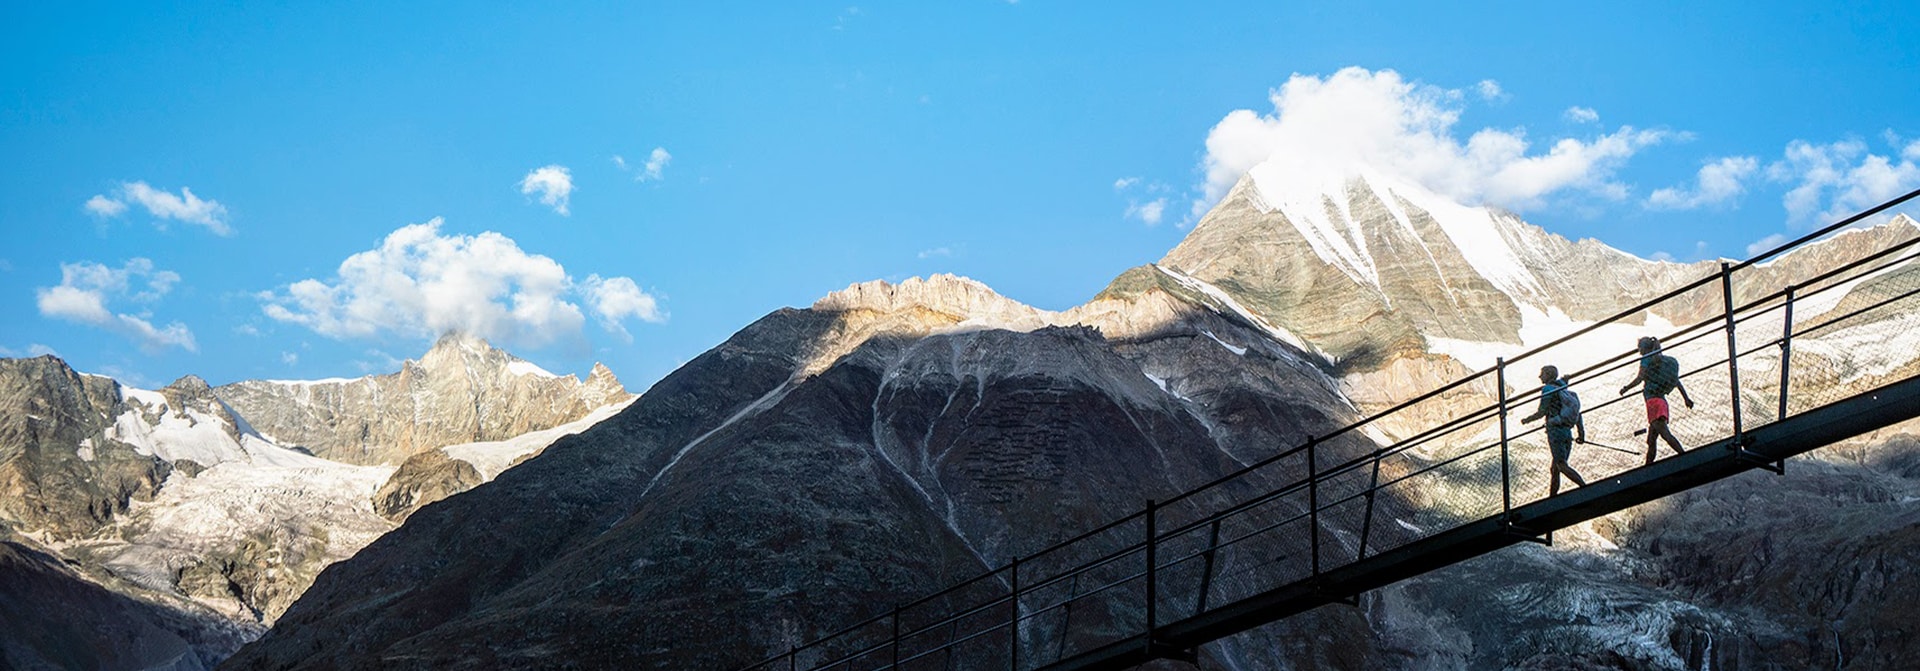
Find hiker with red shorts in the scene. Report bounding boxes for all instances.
[1618,336,1694,465]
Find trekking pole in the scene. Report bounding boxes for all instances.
[1580,440,1642,455]
[1631,428,1647,437]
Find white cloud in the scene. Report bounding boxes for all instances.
[260,218,661,350]
[84,182,232,234]
[581,274,664,342]
[1474,79,1504,101]
[1113,177,1141,190]
[0,345,15,357]
[1768,137,1920,226]
[281,351,298,366]
[28,344,58,357]
[1191,67,1673,220]
[638,147,672,182]
[1564,106,1600,124]
[34,258,197,352]
[1126,198,1169,225]
[611,155,629,170]
[917,247,954,259]
[519,165,575,215]
[85,194,128,218]
[1647,156,1759,210]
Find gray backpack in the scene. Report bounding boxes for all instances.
[1551,385,1582,428]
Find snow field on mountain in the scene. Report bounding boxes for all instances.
[1243,168,1547,301]
[443,397,634,479]
[1423,304,1678,375]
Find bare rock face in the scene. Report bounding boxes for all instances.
[372,449,484,521]
[0,356,170,540]
[0,340,636,669]
[215,333,631,465]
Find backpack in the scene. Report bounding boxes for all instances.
[1551,385,1582,428]
[1646,354,1680,397]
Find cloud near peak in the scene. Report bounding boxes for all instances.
[260,218,663,350]
[1190,67,1675,222]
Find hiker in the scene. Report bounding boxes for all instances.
[1618,336,1694,465]
[1522,365,1587,496]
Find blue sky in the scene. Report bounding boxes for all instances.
[3,2,1917,391]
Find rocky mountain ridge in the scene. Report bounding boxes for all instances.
[0,338,636,668]
[216,332,630,466]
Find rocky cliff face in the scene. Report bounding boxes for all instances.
[216,333,630,466]
[0,341,637,668]
[0,356,170,541]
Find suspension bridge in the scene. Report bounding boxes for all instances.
[743,189,1920,671]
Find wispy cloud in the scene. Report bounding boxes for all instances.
[917,247,954,259]
[1114,178,1174,225]
[1647,156,1759,210]
[1126,199,1169,225]
[519,165,575,215]
[613,147,673,182]
[639,147,671,182]
[83,182,232,235]
[260,218,663,350]
[1564,106,1600,124]
[35,258,197,352]
[1767,136,1920,226]
[834,6,862,30]
[1474,79,1505,102]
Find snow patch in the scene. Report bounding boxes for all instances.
[443,399,632,479]
[120,386,168,409]
[76,437,94,462]
[1242,169,1546,301]
[1152,265,1316,356]
[1424,304,1678,373]
[505,360,558,378]
[1202,331,1248,356]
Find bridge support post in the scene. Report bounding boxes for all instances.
[1775,285,1795,474]
[1721,263,1745,441]
[1008,556,1020,671]
[1144,499,1157,660]
[1496,357,1511,516]
[1194,519,1221,615]
[1308,437,1319,576]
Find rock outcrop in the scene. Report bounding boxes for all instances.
[371,449,483,521]
[216,333,630,466]
[0,356,171,541]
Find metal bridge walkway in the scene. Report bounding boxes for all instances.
[744,189,1920,671]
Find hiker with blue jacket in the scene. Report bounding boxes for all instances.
[1522,365,1587,496]
[1619,336,1694,465]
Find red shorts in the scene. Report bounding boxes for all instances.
[1645,397,1670,423]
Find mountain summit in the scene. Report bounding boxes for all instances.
[216,334,630,466]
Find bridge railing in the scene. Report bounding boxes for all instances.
[744,189,1920,671]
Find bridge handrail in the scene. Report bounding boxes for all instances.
[743,188,1920,671]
